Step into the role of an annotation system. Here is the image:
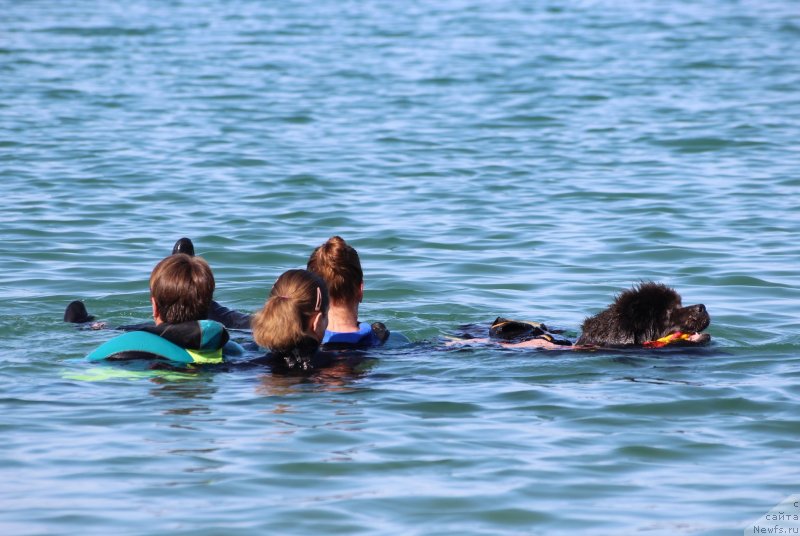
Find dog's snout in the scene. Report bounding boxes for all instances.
[695,304,706,313]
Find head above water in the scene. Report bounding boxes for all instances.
[576,281,711,346]
[252,269,330,353]
[307,236,363,307]
[149,253,215,324]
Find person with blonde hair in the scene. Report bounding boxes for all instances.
[306,236,389,348]
[251,269,334,372]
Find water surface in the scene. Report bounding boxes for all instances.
[1,1,799,534]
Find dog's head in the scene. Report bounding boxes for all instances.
[614,282,710,343]
[667,302,710,335]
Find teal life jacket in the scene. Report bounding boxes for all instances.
[86,320,242,365]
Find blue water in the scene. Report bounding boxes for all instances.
[2,0,800,534]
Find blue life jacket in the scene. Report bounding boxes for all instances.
[321,322,388,348]
[86,320,242,365]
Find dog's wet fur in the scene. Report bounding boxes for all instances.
[576,282,710,347]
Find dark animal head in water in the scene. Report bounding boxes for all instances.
[576,282,710,347]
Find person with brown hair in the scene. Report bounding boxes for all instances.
[251,269,334,372]
[306,236,389,348]
[64,237,252,330]
[148,253,215,325]
[170,237,252,329]
[84,253,240,365]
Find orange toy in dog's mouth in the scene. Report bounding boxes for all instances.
[643,331,710,348]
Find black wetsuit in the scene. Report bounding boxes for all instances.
[248,336,336,373]
[208,301,252,330]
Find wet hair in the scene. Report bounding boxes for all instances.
[252,269,330,352]
[306,236,363,306]
[149,253,215,324]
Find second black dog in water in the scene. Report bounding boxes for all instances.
[576,282,710,347]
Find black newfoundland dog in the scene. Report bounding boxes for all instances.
[576,282,710,347]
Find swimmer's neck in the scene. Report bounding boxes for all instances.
[325,301,360,333]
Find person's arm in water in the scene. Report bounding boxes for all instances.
[447,337,567,350]
[171,238,253,330]
[208,301,252,330]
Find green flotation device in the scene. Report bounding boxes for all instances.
[86,319,242,365]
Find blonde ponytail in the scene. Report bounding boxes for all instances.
[252,269,329,352]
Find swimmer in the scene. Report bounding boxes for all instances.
[448,318,573,350]
[64,237,251,331]
[448,283,712,351]
[250,269,335,372]
[307,236,389,348]
[84,253,241,364]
